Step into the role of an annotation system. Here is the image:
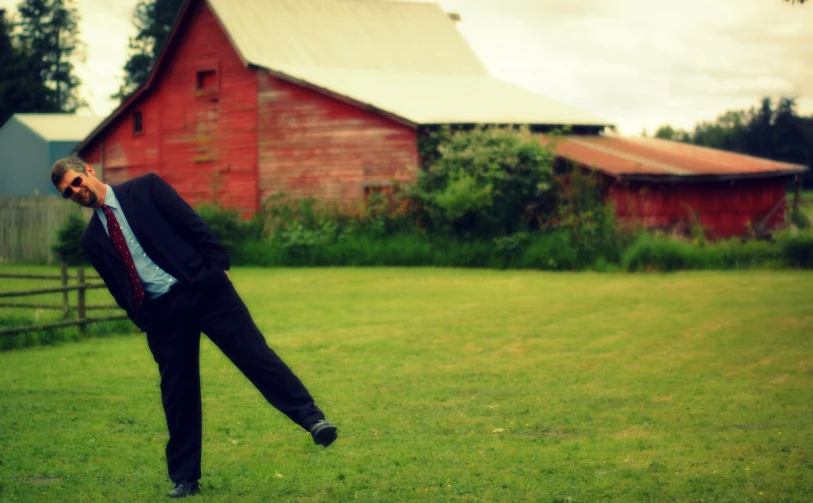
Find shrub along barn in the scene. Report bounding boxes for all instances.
[75,0,807,239]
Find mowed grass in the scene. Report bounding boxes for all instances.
[1,267,812,502]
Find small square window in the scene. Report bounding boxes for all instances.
[133,111,143,135]
[196,70,218,92]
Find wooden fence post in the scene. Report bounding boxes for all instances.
[793,175,802,215]
[60,262,69,318]
[77,268,86,335]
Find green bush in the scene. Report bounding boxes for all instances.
[196,204,264,258]
[51,212,89,265]
[714,238,782,269]
[259,193,415,249]
[551,167,626,267]
[231,231,612,271]
[518,231,582,271]
[229,228,810,272]
[779,229,813,268]
[621,233,789,272]
[233,233,488,269]
[414,125,557,238]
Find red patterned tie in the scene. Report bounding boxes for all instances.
[101,205,146,307]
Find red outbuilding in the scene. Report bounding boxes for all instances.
[75,0,807,239]
[552,135,806,238]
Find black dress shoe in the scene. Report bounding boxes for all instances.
[168,480,199,498]
[309,419,338,447]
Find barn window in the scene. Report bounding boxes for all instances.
[132,111,143,136]
[196,69,219,95]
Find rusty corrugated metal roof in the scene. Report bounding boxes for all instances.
[550,135,808,179]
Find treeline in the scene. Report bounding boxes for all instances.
[0,0,183,126]
[651,97,813,187]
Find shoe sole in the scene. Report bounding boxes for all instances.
[168,486,200,498]
[312,423,338,447]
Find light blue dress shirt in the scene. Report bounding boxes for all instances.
[94,185,177,300]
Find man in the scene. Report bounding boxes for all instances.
[51,157,337,498]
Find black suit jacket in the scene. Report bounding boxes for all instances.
[81,173,230,330]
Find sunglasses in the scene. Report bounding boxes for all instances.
[62,175,83,199]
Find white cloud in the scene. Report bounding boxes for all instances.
[2,0,812,135]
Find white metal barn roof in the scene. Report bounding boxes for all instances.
[13,114,103,142]
[266,64,610,126]
[206,0,611,127]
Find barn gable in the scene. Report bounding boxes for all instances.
[80,0,259,211]
[78,0,424,212]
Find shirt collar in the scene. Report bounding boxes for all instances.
[95,185,118,213]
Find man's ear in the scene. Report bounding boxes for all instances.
[85,165,96,178]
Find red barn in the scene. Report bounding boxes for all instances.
[76,0,807,239]
[75,0,608,214]
[552,136,807,238]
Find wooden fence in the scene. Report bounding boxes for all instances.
[0,196,93,264]
[0,263,128,337]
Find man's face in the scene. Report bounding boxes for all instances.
[56,167,102,208]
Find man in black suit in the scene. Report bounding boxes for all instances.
[51,157,338,498]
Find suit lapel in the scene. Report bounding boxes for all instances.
[90,213,118,258]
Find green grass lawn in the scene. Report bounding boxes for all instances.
[1,267,812,502]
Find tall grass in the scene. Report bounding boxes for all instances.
[230,228,813,272]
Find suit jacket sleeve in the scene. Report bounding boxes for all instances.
[144,173,231,271]
[80,231,142,329]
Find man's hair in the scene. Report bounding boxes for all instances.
[50,157,88,188]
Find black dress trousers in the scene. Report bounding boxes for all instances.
[143,279,325,482]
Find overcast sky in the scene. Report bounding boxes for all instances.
[2,0,811,136]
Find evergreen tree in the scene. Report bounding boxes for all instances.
[652,97,812,187]
[0,8,57,126]
[743,97,775,159]
[15,0,84,112]
[114,0,184,100]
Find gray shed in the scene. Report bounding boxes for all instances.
[0,114,103,197]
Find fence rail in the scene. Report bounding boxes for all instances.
[0,264,128,337]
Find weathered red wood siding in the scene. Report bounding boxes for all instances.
[79,105,161,185]
[80,0,259,215]
[256,71,419,205]
[607,178,789,238]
